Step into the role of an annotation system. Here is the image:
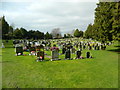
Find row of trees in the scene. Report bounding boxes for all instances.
[1,16,53,40]
[1,16,84,40]
[63,29,83,38]
[85,2,120,41]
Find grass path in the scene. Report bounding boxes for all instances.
[2,40,119,88]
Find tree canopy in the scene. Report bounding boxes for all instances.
[85,2,120,41]
[74,29,83,38]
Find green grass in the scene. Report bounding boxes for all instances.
[0,40,2,89]
[2,40,119,88]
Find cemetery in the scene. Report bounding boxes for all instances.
[1,38,119,88]
[1,1,119,89]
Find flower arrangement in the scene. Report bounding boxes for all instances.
[50,47,59,51]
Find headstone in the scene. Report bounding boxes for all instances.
[36,51,44,61]
[101,44,106,50]
[86,52,92,58]
[50,45,60,61]
[1,43,5,48]
[76,50,82,59]
[103,45,106,50]
[36,45,44,61]
[97,46,100,50]
[83,44,86,49]
[94,45,97,50]
[76,44,78,48]
[79,44,82,50]
[72,48,76,54]
[62,46,66,54]
[88,46,92,50]
[29,47,36,55]
[51,49,59,61]
[15,45,23,56]
[65,47,71,60]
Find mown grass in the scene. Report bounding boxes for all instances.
[2,40,118,88]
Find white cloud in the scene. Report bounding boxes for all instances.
[1,0,99,2]
[1,2,97,34]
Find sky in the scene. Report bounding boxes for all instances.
[0,0,99,35]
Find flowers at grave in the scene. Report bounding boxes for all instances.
[40,56,43,59]
[50,44,59,51]
[50,47,59,51]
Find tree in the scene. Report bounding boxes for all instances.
[13,28,22,39]
[64,34,67,38]
[51,28,62,39]
[2,16,9,35]
[45,32,52,39]
[85,24,93,39]
[0,17,2,39]
[9,26,14,34]
[85,2,120,42]
[20,27,28,39]
[111,2,120,40]
[79,30,84,37]
[74,29,82,37]
[2,16,9,39]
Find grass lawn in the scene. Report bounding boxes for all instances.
[2,40,119,88]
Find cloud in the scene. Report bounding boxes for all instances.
[1,0,99,2]
[1,1,97,34]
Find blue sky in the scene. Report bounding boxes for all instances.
[0,0,98,34]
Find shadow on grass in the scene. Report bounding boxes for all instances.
[114,45,120,47]
[107,48,120,54]
[5,46,14,48]
[1,61,12,63]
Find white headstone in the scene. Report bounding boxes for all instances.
[1,43,5,48]
[51,50,59,60]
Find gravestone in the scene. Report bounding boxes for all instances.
[76,50,82,59]
[76,44,78,48]
[101,45,104,50]
[86,52,92,58]
[51,49,59,61]
[36,51,44,61]
[94,45,97,50]
[72,48,76,54]
[88,46,92,50]
[50,45,60,61]
[15,45,23,56]
[62,46,66,54]
[83,44,86,49]
[97,46,100,50]
[65,47,72,60]
[79,44,82,50]
[29,47,36,55]
[103,45,106,50]
[36,45,44,61]
[13,40,19,48]
[86,52,90,58]
[45,45,49,51]
[101,44,106,50]
[1,43,5,48]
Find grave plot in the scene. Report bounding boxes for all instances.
[15,45,23,56]
[36,45,44,61]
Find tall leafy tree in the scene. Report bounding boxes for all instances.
[45,32,52,39]
[85,24,93,39]
[20,27,28,39]
[85,2,120,41]
[2,16,9,35]
[2,16,9,39]
[74,29,83,37]
[13,28,22,39]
